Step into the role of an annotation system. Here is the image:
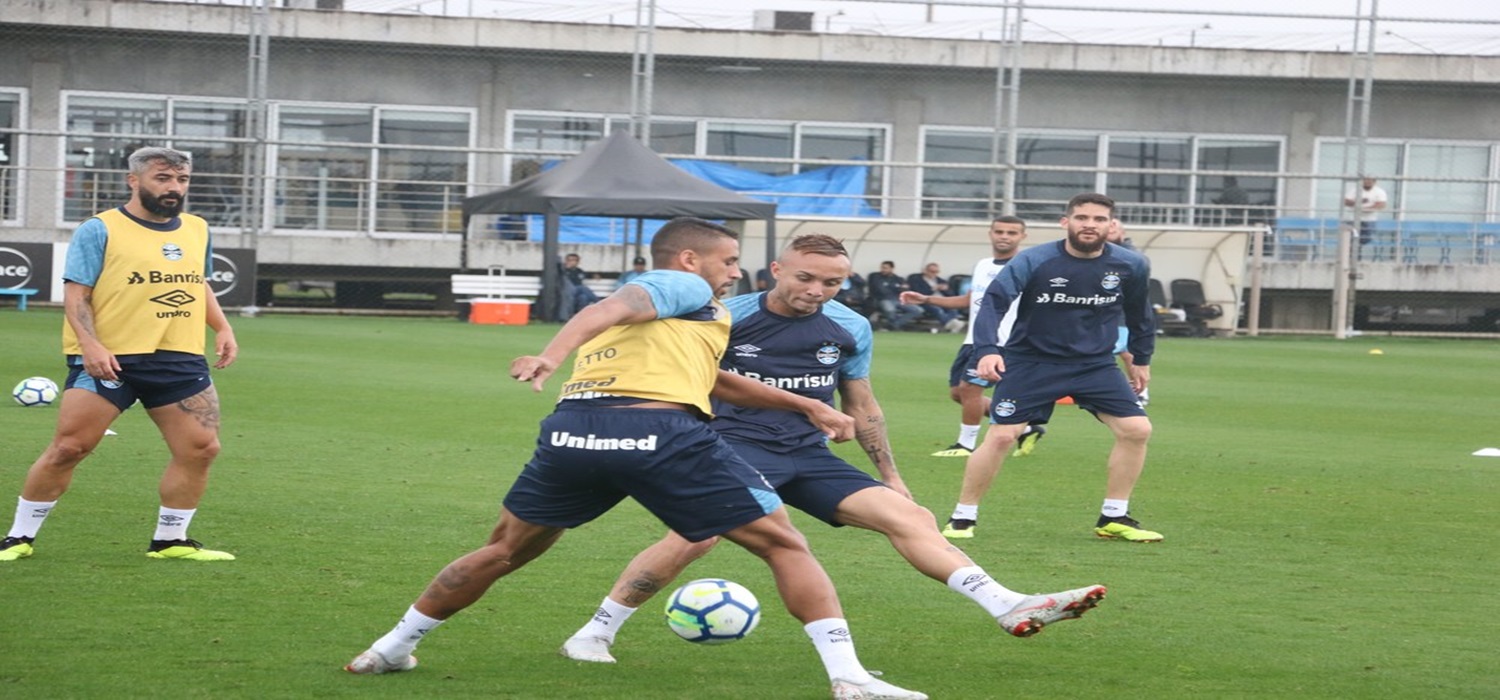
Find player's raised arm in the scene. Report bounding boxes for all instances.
[510,285,658,391]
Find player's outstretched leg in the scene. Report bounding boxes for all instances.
[996,585,1107,637]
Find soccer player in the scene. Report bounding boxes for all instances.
[0,146,239,563]
[345,218,926,700]
[941,193,1161,542]
[559,234,1105,674]
[898,216,1044,462]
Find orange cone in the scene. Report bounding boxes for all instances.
[1057,396,1075,405]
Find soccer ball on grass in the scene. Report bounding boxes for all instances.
[12,376,59,407]
[664,578,761,644]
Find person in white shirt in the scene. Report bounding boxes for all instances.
[1344,177,1388,261]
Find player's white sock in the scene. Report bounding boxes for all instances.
[9,497,56,539]
[946,565,1026,616]
[153,506,196,541]
[372,605,445,659]
[957,424,981,450]
[573,597,638,641]
[1101,499,1129,519]
[950,503,979,521]
[804,618,872,683]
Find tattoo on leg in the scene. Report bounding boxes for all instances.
[177,387,221,430]
[621,571,667,606]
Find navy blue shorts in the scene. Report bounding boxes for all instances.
[988,357,1147,426]
[502,403,783,543]
[64,355,214,412]
[948,344,995,389]
[725,439,883,527]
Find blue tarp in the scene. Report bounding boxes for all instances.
[512,160,879,243]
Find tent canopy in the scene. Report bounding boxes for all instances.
[462,130,777,220]
[461,130,778,320]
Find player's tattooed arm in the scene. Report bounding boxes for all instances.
[64,281,120,380]
[838,378,912,498]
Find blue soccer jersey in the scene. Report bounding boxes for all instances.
[711,293,873,452]
[973,240,1155,366]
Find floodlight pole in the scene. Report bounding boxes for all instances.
[987,1,1023,218]
[629,0,658,144]
[1333,0,1378,339]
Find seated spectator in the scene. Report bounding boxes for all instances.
[559,253,601,321]
[907,262,963,333]
[617,256,648,289]
[834,271,867,311]
[866,260,922,331]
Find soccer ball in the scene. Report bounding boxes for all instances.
[12,376,60,407]
[664,578,761,644]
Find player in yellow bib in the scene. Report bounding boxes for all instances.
[0,147,239,564]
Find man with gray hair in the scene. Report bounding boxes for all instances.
[1,146,240,563]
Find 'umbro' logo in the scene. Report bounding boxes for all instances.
[150,289,197,308]
[1049,277,1069,287]
[733,343,762,356]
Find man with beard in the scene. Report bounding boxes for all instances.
[940,193,1161,543]
[1,147,239,563]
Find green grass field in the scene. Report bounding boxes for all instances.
[2,308,1497,699]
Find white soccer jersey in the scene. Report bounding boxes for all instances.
[963,257,1009,346]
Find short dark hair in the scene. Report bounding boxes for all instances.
[992,215,1026,228]
[651,217,737,265]
[1066,192,1115,215]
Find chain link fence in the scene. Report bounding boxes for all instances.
[2,0,1498,333]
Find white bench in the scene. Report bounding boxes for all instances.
[450,272,614,300]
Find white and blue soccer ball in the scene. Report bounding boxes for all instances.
[12,376,59,407]
[664,578,762,644]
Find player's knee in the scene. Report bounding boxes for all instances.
[43,437,97,467]
[1117,418,1152,444]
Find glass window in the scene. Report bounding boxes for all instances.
[800,125,886,214]
[1196,139,1279,225]
[0,91,20,222]
[920,129,995,219]
[1405,144,1488,223]
[378,109,471,234]
[1316,141,1401,219]
[64,95,168,221]
[706,122,793,175]
[645,120,698,156]
[173,100,249,228]
[1014,134,1098,220]
[275,106,373,231]
[510,114,604,182]
[1108,136,1190,224]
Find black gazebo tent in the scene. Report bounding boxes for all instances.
[461,131,778,320]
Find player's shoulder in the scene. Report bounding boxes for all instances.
[823,299,872,335]
[723,292,764,318]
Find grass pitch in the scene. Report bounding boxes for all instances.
[2,309,1497,698]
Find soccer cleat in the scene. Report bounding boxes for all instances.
[1012,425,1047,457]
[996,585,1107,637]
[941,518,975,540]
[345,649,418,675]
[930,443,973,458]
[146,538,236,561]
[1094,514,1163,542]
[0,536,35,562]
[831,676,929,700]
[560,635,616,663]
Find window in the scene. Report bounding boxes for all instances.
[705,122,793,175]
[1196,139,1280,225]
[1108,136,1190,224]
[378,109,471,234]
[1315,141,1401,219]
[275,106,373,231]
[173,101,249,228]
[63,95,168,221]
[920,128,999,220]
[1405,144,1488,223]
[1014,135,1098,220]
[0,91,22,223]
